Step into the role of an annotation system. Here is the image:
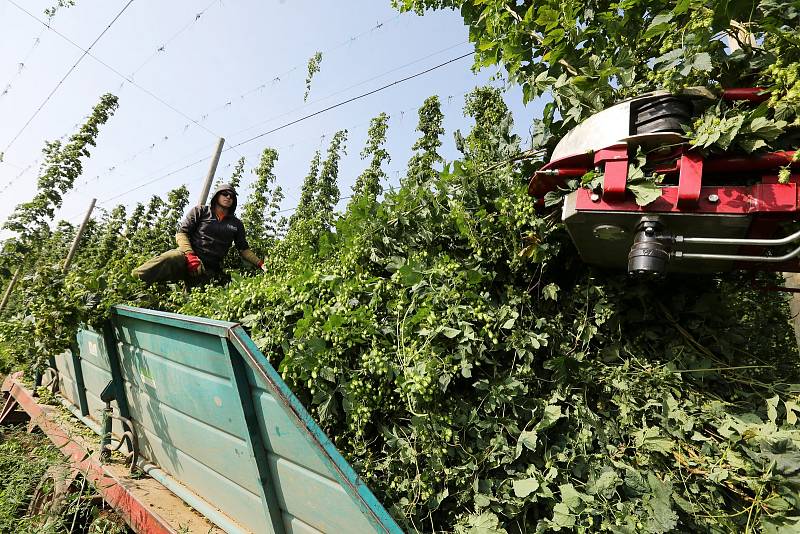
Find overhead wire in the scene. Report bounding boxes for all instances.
[58,71,500,229]
[65,39,469,199]
[66,12,409,193]
[225,52,473,152]
[6,0,228,142]
[92,51,473,207]
[127,0,219,79]
[226,41,469,141]
[0,0,237,192]
[1,0,136,156]
[0,26,45,100]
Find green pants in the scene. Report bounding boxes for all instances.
[132,249,222,288]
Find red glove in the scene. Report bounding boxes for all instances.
[185,252,204,276]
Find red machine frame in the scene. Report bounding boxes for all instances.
[528,88,800,274]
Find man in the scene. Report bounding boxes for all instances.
[133,183,265,286]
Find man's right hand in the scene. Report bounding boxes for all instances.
[185,252,205,276]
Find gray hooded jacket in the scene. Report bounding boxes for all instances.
[178,183,249,271]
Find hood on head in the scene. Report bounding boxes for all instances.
[210,182,237,212]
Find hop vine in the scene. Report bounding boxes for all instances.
[304,51,323,102]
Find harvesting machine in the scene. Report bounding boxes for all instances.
[528,88,800,276]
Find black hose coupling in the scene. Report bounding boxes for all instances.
[628,217,672,276]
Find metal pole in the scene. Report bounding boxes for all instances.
[0,266,22,313]
[197,137,225,206]
[63,198,96,273]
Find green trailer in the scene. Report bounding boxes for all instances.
[1,305,403,534]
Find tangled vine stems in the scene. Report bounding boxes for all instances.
[241,147,285,252]
[406,96,444,185]
[350,112,391,207]
[2,93,119,254]
[304,51,323,102]
[316,129,348,222]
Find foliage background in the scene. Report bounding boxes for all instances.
[2,1,800,532]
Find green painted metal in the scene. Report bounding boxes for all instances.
[53,350,81,409]
[69,340,90,417]
[230,327,403,534]
[53,305,403,534]
[226,339,286,534]
[74,327,125,436]
[114,304,234,337]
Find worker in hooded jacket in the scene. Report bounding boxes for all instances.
[132,183,266,286]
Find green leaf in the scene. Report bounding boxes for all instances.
[645,473,678,533]
[551,502,575,529]
[543,283,559,301]
[643,13,674,39]
[559,483,593,510]
[587,469,621,496]
[708,467,729,483]
[635,426,674,454]
[536,404,563,431]
[513,477,540,498]
[474,493,492,508]
[672,0,691,15]
[767,394,780,424]
[398,264,423,286]
[785,400,799,425]
[746,117,788,141]
[518,430,538,452]
[738,138,767,152]
[457,511,508,534]
[627,162,645,182]
[692,52,713,72]
[543,190,563,207]
[465,269,483,284]
[653,47,683,68]
[441,326,461,338]
[628,181,663,206]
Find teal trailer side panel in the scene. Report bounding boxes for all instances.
[250,387,338,479]
[113,314,271,534]
[230,327,404,534]
[53,306,402,534]
[75,328,123,435]
[283,513,324,534]
[54,350,81,408]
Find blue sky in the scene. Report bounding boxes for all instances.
[0,0,540,240]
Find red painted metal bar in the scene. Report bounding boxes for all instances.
[595,145,628,200]
[721,87,768,102]
[575,183,798,214]
[1,375,178,534]
[677,152,704,208]
[530,150,800,199]
[704,151,798,173]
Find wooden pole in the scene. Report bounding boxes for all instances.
[197,137,225,206]
[0,265,22,313]
[63,198,96,273]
